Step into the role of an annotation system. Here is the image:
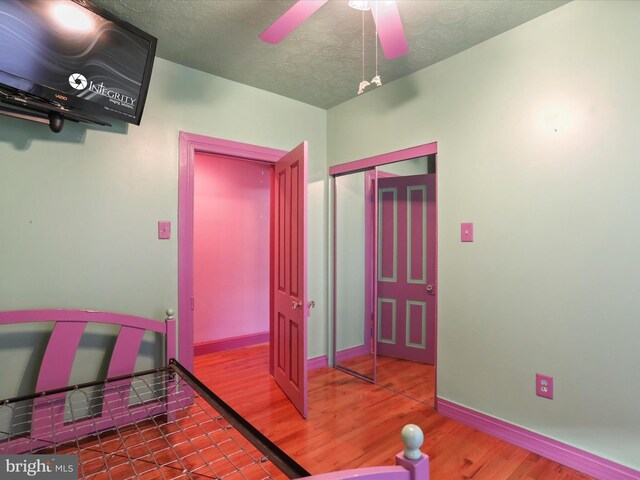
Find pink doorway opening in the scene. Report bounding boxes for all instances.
[193,154,272,355]
[178,132,309,418]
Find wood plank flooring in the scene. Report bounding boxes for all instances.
[194,344,595,480]
[378,355,435,406]
[336,354,435,406]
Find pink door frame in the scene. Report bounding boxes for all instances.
[178,131,286,373]
[329,141,439,407]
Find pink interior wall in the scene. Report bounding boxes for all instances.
[194,153,271,344]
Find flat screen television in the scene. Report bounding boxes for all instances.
[0,0,157,131]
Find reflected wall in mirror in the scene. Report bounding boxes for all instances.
[332,153,437,406]
[334,169,375,381]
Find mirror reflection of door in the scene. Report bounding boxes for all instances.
[333,154,436,407]
[375,162,436,407]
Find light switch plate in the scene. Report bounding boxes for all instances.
[461,222,474,242]
[536,374,554,399]
[158,221,171,240]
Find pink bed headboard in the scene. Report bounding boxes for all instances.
[0,308,176,395]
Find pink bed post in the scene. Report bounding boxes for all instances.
[303,425,429,480]
[395,424,430,480]
[165,308,176,362]
[165,308,178,421]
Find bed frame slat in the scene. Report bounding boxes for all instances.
[107,326,145,378]
[101,326,146,420]
[35,321,87,392]
[31,322,87,449]
[0,309,166,332]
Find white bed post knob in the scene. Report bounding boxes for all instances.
[401,424,424,460]
[166,308,175,320]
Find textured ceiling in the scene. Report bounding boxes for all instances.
[92,0,570,109]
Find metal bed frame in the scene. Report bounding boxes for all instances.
[1,360,306,480]
[0,309,430,480]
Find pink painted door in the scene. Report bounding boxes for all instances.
[273,142,308,418]
[377,174,436,364]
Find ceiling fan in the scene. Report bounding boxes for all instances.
[259,0,409,59]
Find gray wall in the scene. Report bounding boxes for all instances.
[328,0,640,470]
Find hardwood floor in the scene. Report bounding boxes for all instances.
[194,344,595,480]
[336,353,435,406]
[335,352,375,379]
[377,355,435,407]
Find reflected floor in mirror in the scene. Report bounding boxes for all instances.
[335,353,375,379]
[336,353,435,406]
[376,355,434,406]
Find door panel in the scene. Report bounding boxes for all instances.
[377,174,435,364]
[273,142,308,418]
[378,297,396,344]
[379,188,397,281]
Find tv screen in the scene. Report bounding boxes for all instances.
[0,0,157,125]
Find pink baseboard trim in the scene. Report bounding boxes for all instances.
[335,344,370,363]
[194,339,327,369]
[308,355,328,370]
[194,332,269,356]
[437,398,640,480]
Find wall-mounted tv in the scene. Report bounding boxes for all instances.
[0,0,157,131]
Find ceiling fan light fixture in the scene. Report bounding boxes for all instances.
[348,1,371,11]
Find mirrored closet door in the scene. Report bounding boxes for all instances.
[333,167,378,382]
[332,154,437,407]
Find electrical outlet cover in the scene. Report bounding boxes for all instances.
[536,374,554,399]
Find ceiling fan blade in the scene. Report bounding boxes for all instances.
[372,0,408,59]
[259,0,328,44]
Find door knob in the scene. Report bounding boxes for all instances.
[426,284,434,293]
[308,300,315,309]
[291,300,302,310]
